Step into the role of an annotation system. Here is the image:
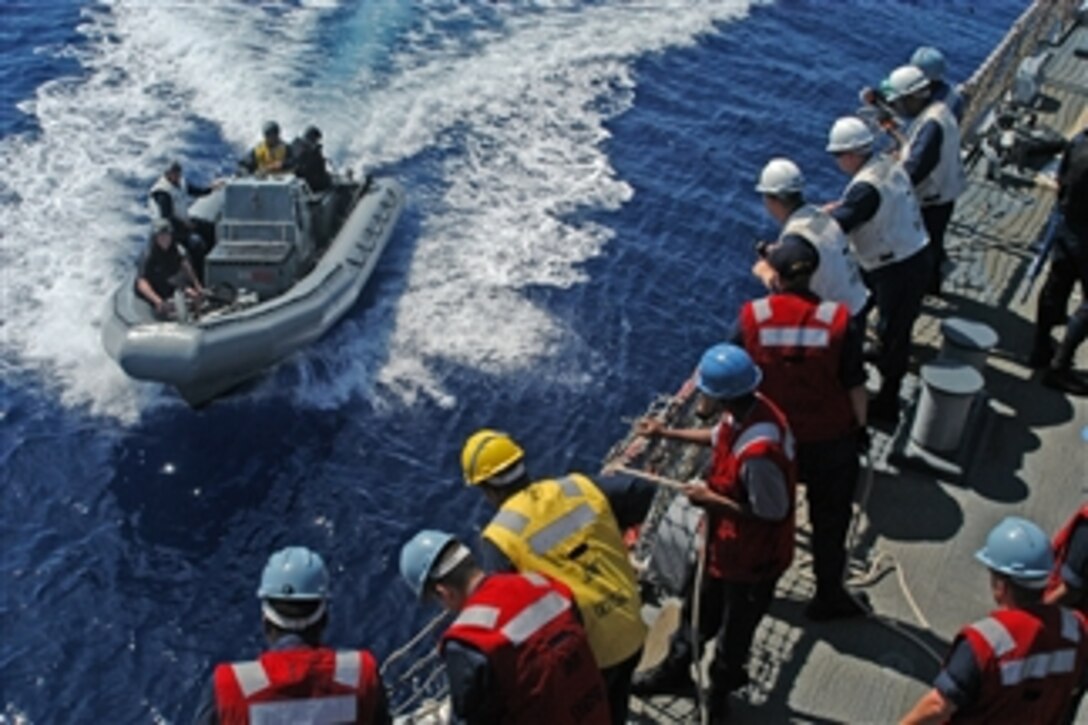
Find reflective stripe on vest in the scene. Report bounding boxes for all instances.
[752,298,772,323]
[557,475,581,497]
[529,503,596,555]
[231,651,359,700]
[334,651,359,689]
[732,421,795,461]
[814,301,837,323]
[971,616,1017,656]
[503,591,571,645]
[231,661,271,698]
[249,695,356,725]
[846,155,928,270]
[782,205,868,315]
[492,508,531,535]
[758,327,830,348]
[522,572,548,588]
[452,587,572,645]
[1000,650,1078,686]
[1061,607,1081,642]
[455,605,502,630]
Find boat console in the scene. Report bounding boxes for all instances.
[205,177,317,300]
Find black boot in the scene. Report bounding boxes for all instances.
[805,589,871,621]
[1043,367,1088,396]
[706,685,733,724]
[868,390,900,426]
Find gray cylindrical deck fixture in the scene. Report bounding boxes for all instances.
[910,361,985,453]
[940,317,999,373]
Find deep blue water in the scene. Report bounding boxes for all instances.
[0,1,1024,721]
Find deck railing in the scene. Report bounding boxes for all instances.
[960,0,1081,144]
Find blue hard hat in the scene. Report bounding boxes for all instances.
[400,529,468,599]
[257,546,329,600]
[910,46,947,81]
[695,344,762,400]
[974,517,1053,587]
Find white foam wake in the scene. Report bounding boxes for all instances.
[0,0,758,419]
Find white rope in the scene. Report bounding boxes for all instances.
[841,451,942,664]
[690,529,708,725]
[380,611,450,678]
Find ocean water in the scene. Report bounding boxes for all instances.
[0,1,1023,721]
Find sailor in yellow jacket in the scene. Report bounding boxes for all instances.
[461,428,654,725]
[239,121,293,175]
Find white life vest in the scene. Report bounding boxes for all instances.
[903,100,966,206]
[148,175,190,224]
[781,204,869,315]
[845,154,930,271]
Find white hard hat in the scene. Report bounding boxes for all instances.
[884,65,930,102]
[755,157,805,195]
[826,116,875,153]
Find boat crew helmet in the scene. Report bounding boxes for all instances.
[263,120,281,138]
[400,529,472,599]
[826,116,875,154]
[884,65,930,102]
[910,46,947,81]
[695,344,762,401]
[461,429,526,487]
[974,517,1054,588]
[257,546,330,630]
[304,125,322,143]
[755,158,805,195]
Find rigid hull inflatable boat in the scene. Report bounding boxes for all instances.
[102,174,404,406]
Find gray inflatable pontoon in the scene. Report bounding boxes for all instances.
[102,174,404,406]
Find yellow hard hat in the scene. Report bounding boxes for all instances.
[461,429,525,486]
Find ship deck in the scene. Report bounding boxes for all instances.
[627,20,1088,725]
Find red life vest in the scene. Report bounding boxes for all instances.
[1047,504,1088,613]
[950,606,1088,724]
[440,573,610,725]
[213,646,383,724]
[739,292,857,443]
[705,393,797,581]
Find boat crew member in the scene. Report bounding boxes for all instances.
[1031,126,1088,396]
[899,517,1088,725]
[910,46,965,122]
[148,160,219,268]
[290,126,332,193]
[399,530,610,725]
[825,115,932,423]
[192,546,391,725]
[885,64,967,296]
[136,219,204,319]
[460,429,652,725]
[1046,503,1088,612]
[753,157,869,319]
[734,236,869,619]
[632,344,796,722]
[239,121,292,176]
